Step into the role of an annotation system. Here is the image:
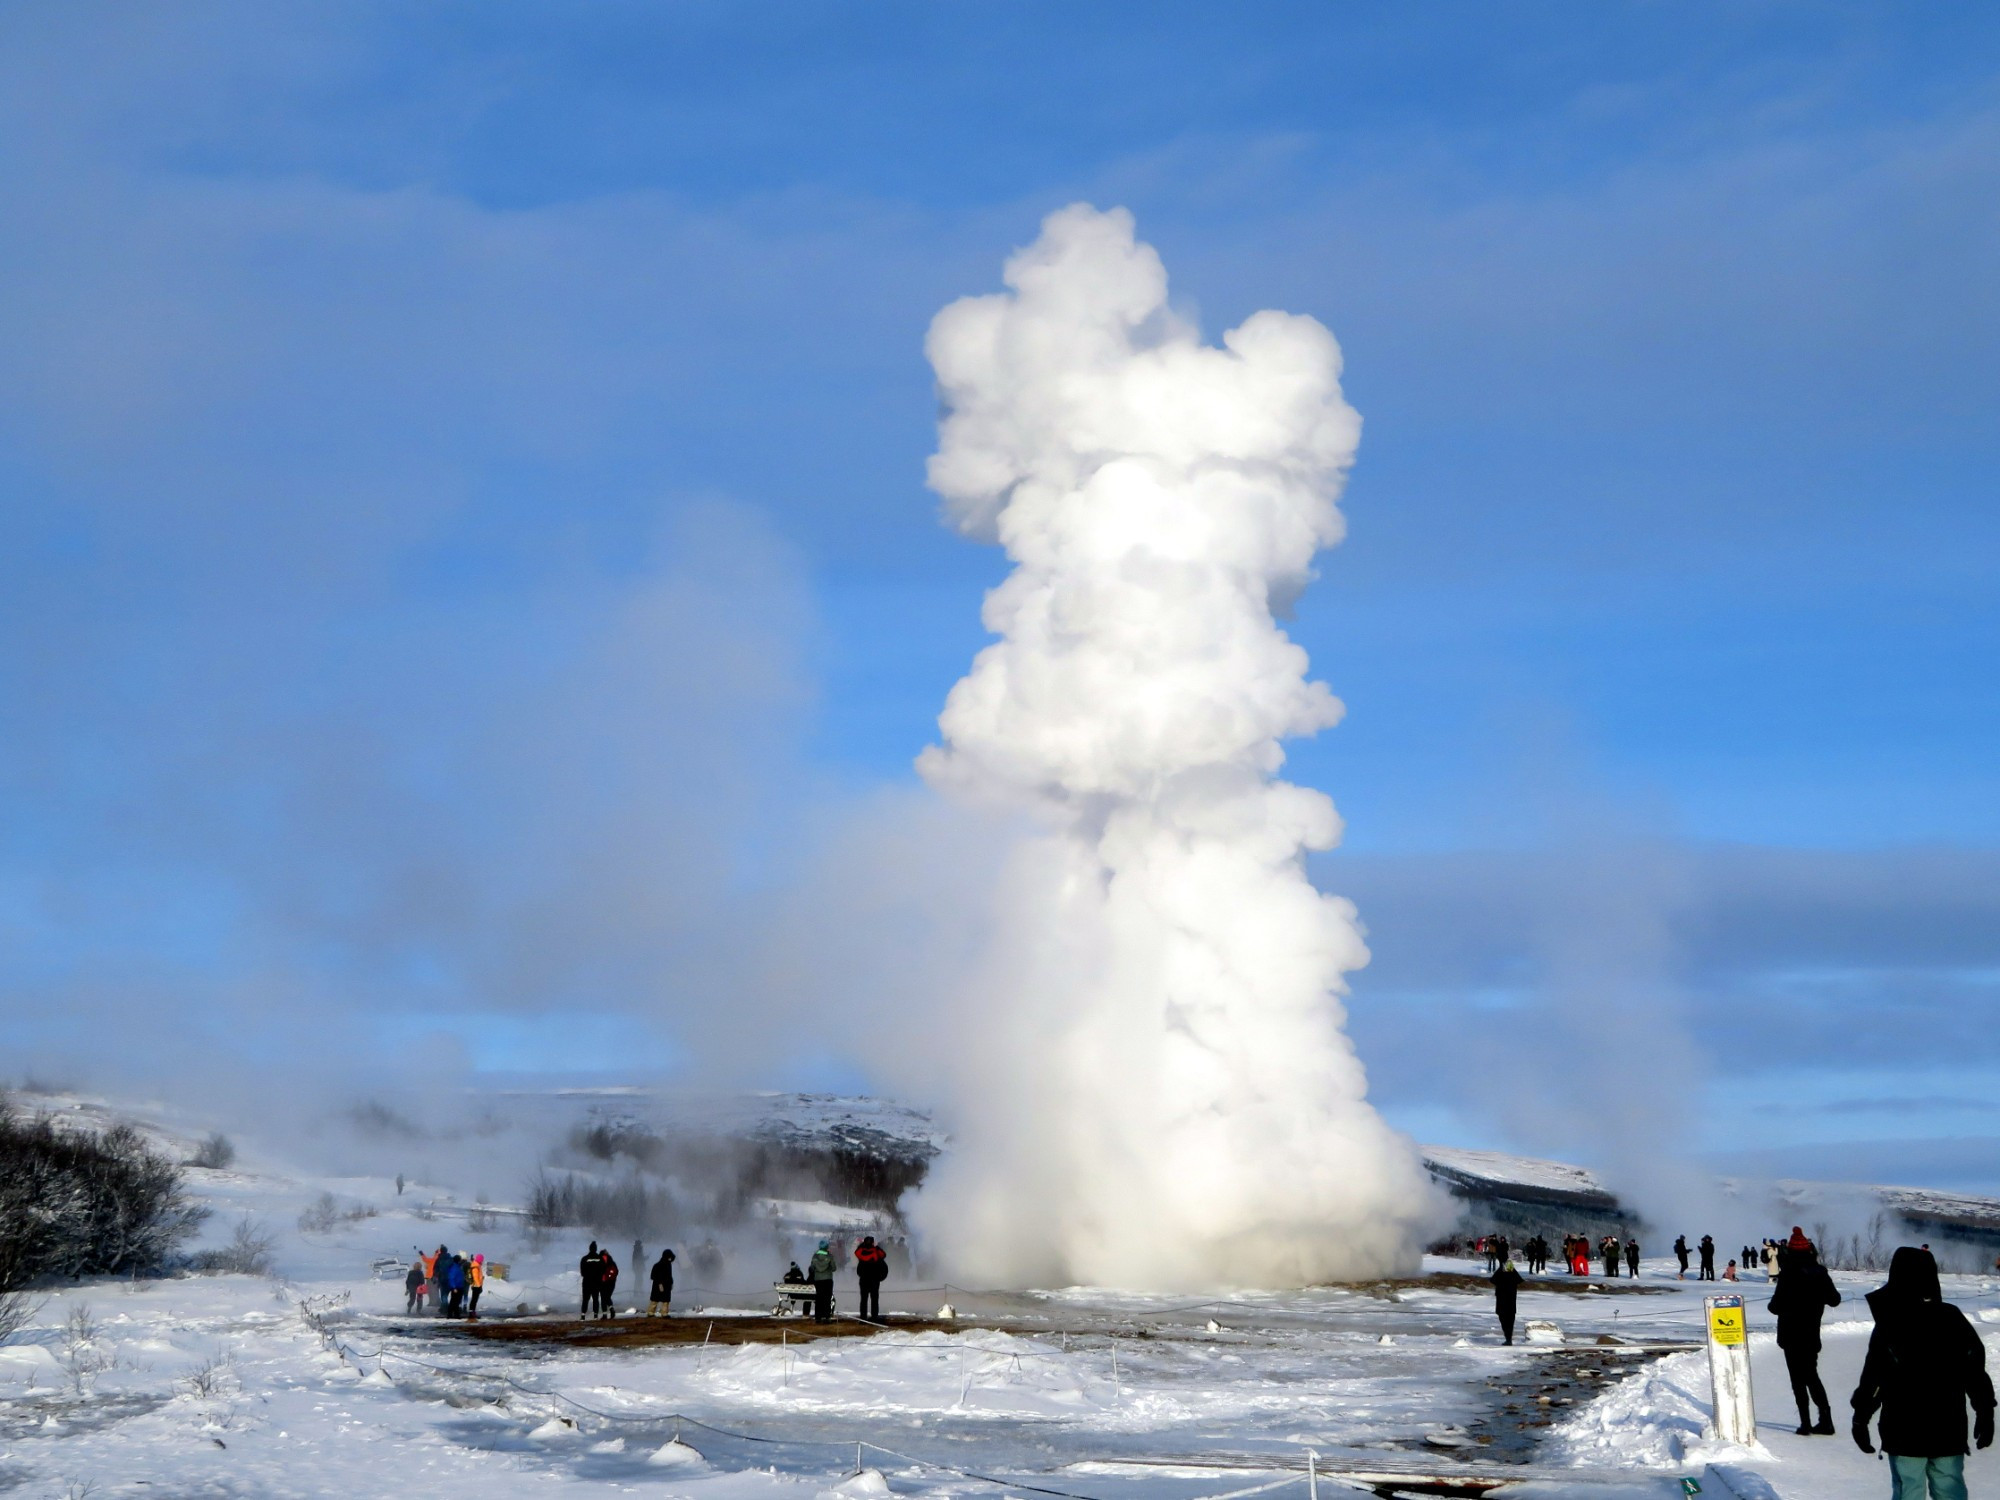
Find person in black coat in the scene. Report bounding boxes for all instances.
[1674,1235,1690,1278]
[649,1248,676,1317]
[1852,1246,1995,1498]
[1769,1241,1841,1433]
[853,1235,888,1321]
[1698,1234,1716,1281]
[1491,1258,1523,1345]
[578,1242,604,1320]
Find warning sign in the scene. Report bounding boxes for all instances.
[1708,1296,1746,1347]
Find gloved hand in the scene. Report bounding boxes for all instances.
[1975,1408,1994,1450]
[1852,1416,1875,1454]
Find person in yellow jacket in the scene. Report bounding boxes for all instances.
[468,1253,486,1319]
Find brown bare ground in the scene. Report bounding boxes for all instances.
[441,1314,975,1349]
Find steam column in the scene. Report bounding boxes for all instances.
[1705,1294,1755,1445]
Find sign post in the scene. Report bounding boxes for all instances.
[1705,1294,1756,1445]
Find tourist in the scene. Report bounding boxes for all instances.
[1492,1258,1523,1346]
[1852,1247,1995,1497]
[1770,1240,1840,1435]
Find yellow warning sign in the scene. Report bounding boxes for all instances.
[1708,1297,1746,1346]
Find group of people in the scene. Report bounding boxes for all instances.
[777,1234,890,1322]
[1489,1225,1995,1498]
[563,1236,893,1323]
[1674,1233,1719,1279]
[577,1242,622,1317]
[1468,1232,1640,1277]
[573,1241,680,1318]
[402,1244,486,1318]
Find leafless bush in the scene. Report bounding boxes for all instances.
[0,1289,40,1344]
[59,1302,110,1396]
[0,1106,208,1290]
[186,1216,275,1276]
[348,1101,420,1137]
[524,1168,682,1237]
[467,1205,497,1233]
[188,1133,236,1170]
[296,1192,378,1235]
[180,1349,234,1400]
[1821,1213,1891,1272]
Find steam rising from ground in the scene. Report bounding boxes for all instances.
[907,205,1442,1290]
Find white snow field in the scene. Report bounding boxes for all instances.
[5,1095,1999,1500]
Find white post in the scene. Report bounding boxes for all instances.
[1307,1449,1318,1500]
[1704,1294,1756,1445]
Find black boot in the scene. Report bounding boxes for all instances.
[1813,1411,1835,1435]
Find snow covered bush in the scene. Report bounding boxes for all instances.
[0,1101,208,1289]
[188,1133,236,1170]
[59,1302,111,1396]
[186,1216,275,1276]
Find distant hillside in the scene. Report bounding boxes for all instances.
[1418,1144,1637,1242]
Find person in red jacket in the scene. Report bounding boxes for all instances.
[599,1249,619,1318]
[854,1236,888,1321]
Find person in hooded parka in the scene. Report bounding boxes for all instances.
[1851,1246,1995,1500]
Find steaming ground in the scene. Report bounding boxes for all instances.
[9,1095,2000,1498]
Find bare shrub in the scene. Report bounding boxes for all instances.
[297,1192,379,1234]
[0,1105,208,1290]
[348,1101,419,1137]
[524,1168,681,1238]
[0,1289,40,1344]
[186,1216,275,1277]
[189,1133,236,1170]
[466,1206,497,1233]
[181,1349,234,1400]
[59,1302,110,1396]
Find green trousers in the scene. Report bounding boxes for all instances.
[1889,1454,1967,1500]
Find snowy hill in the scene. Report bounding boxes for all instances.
[1416,1144,1636,1241]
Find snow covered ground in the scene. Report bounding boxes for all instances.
[6,1095,1999,1500]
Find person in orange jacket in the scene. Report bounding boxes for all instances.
[468,1253,486,1318]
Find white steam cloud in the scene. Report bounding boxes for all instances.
[907,205,1442,1290]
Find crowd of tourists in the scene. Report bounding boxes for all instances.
[1463,1232,1643,1277]
[1483,1225,1994,1498]
[401,1244,487,1318]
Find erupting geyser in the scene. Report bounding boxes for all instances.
[908,205,1442,1291]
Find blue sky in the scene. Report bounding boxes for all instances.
[1,4,1996,1193]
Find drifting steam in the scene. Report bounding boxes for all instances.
[907,205,1442,1290]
